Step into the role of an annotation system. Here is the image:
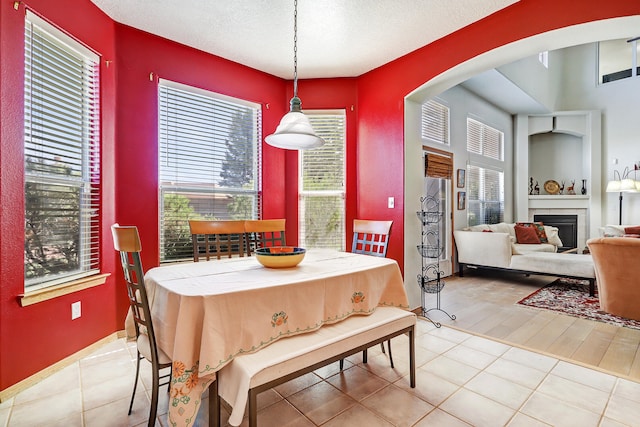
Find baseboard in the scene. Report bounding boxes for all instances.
[0,332,121,403]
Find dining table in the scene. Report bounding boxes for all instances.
[136,248,409,426]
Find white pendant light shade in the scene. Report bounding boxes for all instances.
[264,0,324,150]
[265,110,325,150]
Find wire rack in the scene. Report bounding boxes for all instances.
[416,194,456,328]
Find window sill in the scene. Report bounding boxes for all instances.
[20,273,110,307]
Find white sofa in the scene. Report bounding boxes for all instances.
[600,224,640,237]
[453,222,596,295]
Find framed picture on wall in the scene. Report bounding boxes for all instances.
[457,191,466,210]
[457,169,465,188]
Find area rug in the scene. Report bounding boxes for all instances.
[516,279,640,330]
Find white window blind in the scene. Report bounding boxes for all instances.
[299,111,346,250]
[467,118,503,161]
[466,165,504,226]
[421,99,449,144]
[24,11,101,290]
[158,80,261,262]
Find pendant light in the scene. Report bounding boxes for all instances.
[265,0,325,150]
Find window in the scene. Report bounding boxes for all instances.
[466,118,504,226]
[538,51,549,68]
[421,99,449,145]
[424,153,452,262]
[466,165,504,226]
[599,37,640,84]
[158,80,261,262]
[24,12,101,290]
[467,118,503,161]
[299,111,346,250]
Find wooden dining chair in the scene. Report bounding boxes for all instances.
[244,219,287,251]
[342,219,395,369]
[352,219,393,257]
[111,224,172,427]
[188,219,249,261]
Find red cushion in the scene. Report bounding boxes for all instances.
[624,226,640,234]
[482,229,493,232]
[516,222,548,243]
[515,225,541,244]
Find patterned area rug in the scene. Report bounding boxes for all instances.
[517,279,640,330]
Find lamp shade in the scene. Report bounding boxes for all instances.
[620,178,637,192]
[265,111,325,150]
[606,180,621,192]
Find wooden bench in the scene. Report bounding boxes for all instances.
[209,307,417,426]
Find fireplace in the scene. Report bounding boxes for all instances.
[534,214,578,252]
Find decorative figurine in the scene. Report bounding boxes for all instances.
[534,181,540,195]
[567,180,576,195]
[581,179,587,195]
[529,177,534,195]
[559,180,565,195]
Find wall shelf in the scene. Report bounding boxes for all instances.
[528,195,589,200]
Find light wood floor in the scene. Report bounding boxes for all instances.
[423,269,640,383]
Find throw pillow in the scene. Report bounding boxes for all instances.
[624,225,640,234]
[516,222,548,243]
[543,226,563,247]
[514,225,541,244]
[482,229,493,232]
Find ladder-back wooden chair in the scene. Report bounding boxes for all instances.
[189,220,249,261]
[352,219,393,257]
[244,219,287,251]
[342,219,395,369]
[111,224,173,427]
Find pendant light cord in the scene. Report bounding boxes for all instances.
[293,0,298,98]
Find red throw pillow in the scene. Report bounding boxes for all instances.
[482,229,493,232]
[516,222,548,243]
[515,225,541,244]
[624,226,640,234]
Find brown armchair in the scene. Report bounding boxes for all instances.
[587,237,640,321]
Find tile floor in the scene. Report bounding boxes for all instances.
[1,317,639,427]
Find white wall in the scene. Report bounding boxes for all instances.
[558,43,640,225]
[403,86,512,309]
[498,49,566,112]
[529,132,584,190]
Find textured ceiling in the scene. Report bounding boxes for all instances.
[90,0,519,79]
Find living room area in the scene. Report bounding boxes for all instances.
[402,14,640,390]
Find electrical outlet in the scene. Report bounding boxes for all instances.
[71,301,81,320]
[388,197,395,208]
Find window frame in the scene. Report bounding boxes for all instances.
[23,10,102,292]
[298,110,347,251]
[466,117,505,226]
[421,99,450,145]
[598,37,640,84]
[157,79,262,263]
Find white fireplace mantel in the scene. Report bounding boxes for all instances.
[528,195,589,210]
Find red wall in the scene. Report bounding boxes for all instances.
[1,0,638,393]
[0,0,117,390]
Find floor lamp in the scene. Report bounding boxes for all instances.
[606,171,637,225]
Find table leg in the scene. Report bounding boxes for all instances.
[208,380,220,427]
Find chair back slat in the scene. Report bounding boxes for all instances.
[351,219,393,257]
[188,220,250,261]
[245,219,287,250]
